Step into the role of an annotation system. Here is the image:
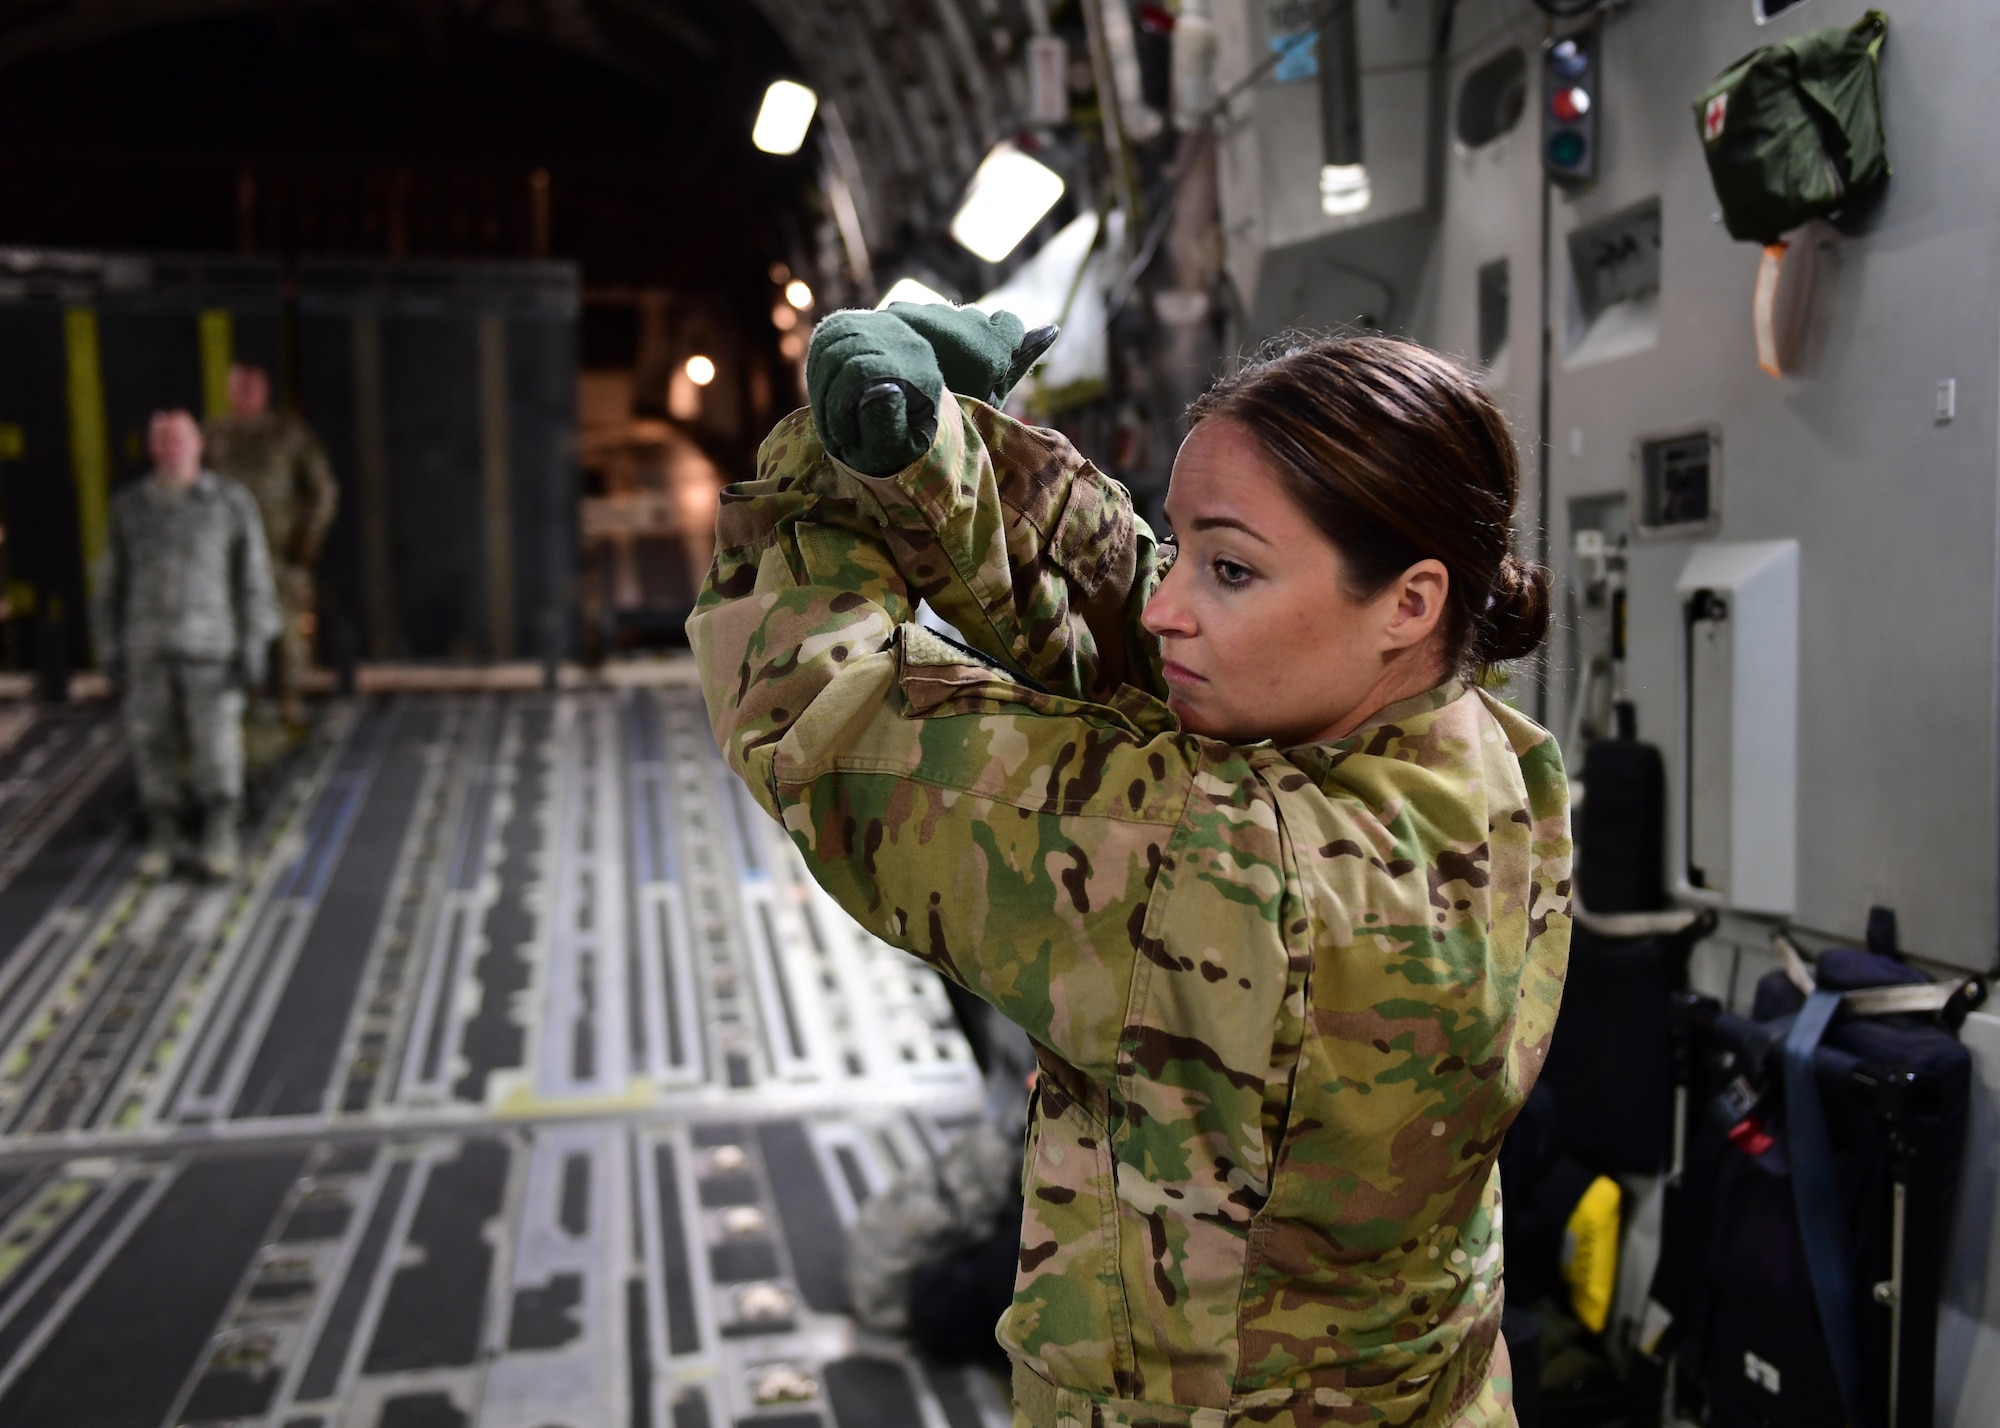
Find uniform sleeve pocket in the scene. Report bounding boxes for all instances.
[1045,468,1136,599]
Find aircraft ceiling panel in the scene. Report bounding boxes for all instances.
[0,0,1021,255]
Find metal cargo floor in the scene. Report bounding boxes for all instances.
[0,687,1004,1428]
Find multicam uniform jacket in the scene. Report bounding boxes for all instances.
[202,411,339,569]
[689,394,1572,1428]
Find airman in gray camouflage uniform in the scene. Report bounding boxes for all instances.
[92,410,281,879]
[204,363,338,726]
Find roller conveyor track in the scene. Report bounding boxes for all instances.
[0,688,1001,1428]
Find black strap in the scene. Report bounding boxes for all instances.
[1784,989,1861,1416]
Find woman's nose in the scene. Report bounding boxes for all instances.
[1141,560,1195,638]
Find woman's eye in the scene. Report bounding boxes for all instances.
[1213,558,1253,588]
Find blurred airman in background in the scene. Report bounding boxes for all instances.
[204,363,337,727]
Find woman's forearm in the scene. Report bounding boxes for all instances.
[688,403,1191,1085]
[833,392,1167,705]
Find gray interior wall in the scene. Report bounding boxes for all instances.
[1531,0,1999,976]
[1403,2,1551,550]
[1230,0,2000,973]
[1213,0,1442,335]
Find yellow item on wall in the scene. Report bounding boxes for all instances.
[1561,1174,1623,1334]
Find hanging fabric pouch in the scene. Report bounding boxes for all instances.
[1693,11,1889,245]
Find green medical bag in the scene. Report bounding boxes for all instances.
[1692,11,1889,245]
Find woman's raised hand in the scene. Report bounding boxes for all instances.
[805,308,945,476]
[805,304,1058,476]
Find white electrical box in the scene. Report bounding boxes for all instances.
[1674,540,1799,914]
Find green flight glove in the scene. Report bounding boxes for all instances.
[887,303,1060,408]
[806,305,1061,477]
[807,309,945,477]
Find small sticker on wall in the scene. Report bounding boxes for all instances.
[1266,32,1318,84]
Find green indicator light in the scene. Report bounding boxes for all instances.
[1547,131,1587,169]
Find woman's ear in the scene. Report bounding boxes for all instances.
[1379,559,1449,653]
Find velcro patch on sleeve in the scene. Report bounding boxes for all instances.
[895,621,1072,719]
[899,621,998,671]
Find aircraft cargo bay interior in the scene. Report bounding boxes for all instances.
[0,4,1995,1428]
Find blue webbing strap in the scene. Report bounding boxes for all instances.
[1784,987,1860,1418]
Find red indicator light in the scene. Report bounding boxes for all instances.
[1550,87,1591,123]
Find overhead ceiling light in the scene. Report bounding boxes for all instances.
[685,354,717,386]
[752,80,818,156]
[950,142,1066,264]
[1319,163,1373,218]
[876,276,954,309]
[784,279,815,310]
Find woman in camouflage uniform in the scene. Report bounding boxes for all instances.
[690,312,1571,1428]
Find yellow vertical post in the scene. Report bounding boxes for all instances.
[198,308,235,420]
[64,309,112,591]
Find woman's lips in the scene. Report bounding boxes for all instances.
[1161,660,1205,685]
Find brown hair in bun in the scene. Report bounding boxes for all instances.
[1187,333,1551,678]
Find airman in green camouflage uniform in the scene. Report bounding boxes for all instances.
[204,364,337,724]
[690,315,1571,1427]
